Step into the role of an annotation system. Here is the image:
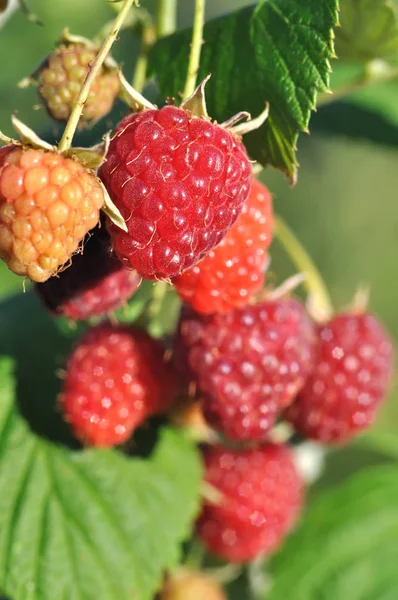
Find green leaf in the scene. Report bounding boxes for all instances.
[0,357,201,600]
[267,466,398,599]
[149,0,338,182]
[336,0,398,61]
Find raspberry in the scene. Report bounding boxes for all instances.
[36,226,140,320]
[160,571,226,600]
[285,312,394,443]
[175,298,316,441]
[99,106,252,280]
[197,444,303,562]
[38,43,119,123]
[0,145,103,282]
[173,178,273,314]
[60,324,178,446]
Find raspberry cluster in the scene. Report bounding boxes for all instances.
[0,73,394,575]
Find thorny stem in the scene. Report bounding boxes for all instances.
[58,0,136,153]
[132,18,156,93]
[156,0,178,37]
[182,0,206,100]
[273,215,334,319]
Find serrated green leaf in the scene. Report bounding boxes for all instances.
[0,357,201,600]
[148,0,338,182]
[267,466,398,600]
[336,0,398,61]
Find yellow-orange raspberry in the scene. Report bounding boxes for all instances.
[0,145,104,282]
[38,43,120,124]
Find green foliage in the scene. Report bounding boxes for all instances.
[0,357,202,600]
[336,0,398,61]
[149,0,338,182]
[327,0,398,135]
[267,466,398,599]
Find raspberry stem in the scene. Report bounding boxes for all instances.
[182,0,206,100]
[273,214,334,319]
[58,0,137,153]
[132,16,156,92]
[156,0,178,37]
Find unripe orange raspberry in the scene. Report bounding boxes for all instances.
[38,43,120,123]
[0,144,104,282]
[160,571,226,600]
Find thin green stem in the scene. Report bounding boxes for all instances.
[58,0,136,153]
[182,0,206,100]
[156,0,178,38]
[317,59,398,107]
[132,19,156,93]
[185,538,206,570]
[274,215,334,318]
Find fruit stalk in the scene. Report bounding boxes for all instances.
[182,0,206,100]
[156,0,178,37]
[273,214,334,319]
[58,0,137,153]
[132,15,156,93]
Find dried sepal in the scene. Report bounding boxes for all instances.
[118,71,156,111]
[62,133,111,170]
[99,180,128,232]
[11,115,55,151]
[180,75,211,119]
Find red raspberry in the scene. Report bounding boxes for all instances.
[285,312,394,443]
[60,324,178,447]
[175,298,316,441]
[173,178,273,314]
[36,226,140,320]
[0,145,103,282]
[197,444,303,562]
[160,571,226,600]
[38,43,120,123]
[99,106,252,280]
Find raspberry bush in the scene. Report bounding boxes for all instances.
[0,0,397,599]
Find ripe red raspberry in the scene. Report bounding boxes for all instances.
[36,226,140,320]
[0,145,103,282]
[285,312,394,443]
[175,298,316,441]
[60,324,178,447]
[197,444,303,562]
[99,106,252,280]
[160,571,226,600]
[173,178,273,314]
[38,43,119,123]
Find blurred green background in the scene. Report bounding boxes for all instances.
[0,1,397,437]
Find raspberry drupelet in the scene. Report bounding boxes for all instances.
[197,444,303,562]
[60,324,178,447]
[286,312,394,443]
[99,106,252,280]
[173,178,273,314]
[0,145,103,282]
[175,297,316,441]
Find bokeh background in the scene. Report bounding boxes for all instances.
[0,0,397,479]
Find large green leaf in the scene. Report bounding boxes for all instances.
[267,466,398,599]
[149,0,338,182]
[0,357,201,600]
[336,0,398,61]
